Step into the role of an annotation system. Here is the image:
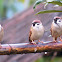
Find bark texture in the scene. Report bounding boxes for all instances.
[0,41,62,55]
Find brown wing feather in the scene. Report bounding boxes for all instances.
[50,23,53,37]
[29,29,32,43]
[0,27,4,42]
[50,23,58,37]
[50,28,52,36]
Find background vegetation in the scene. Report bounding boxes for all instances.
[0,0,35,20]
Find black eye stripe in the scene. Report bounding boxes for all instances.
[56,18,59,20]
[32,22,38,26]
[54,18,60,24]
[32,22,40,26]
[33,24,35,26]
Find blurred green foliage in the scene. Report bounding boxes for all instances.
[36,10,62,15]
[0,0,17,20]
[29,0,36,6]
[33,0,62,9]
[35,57,62,62]
[18,0,25,3]
[0,0,35,20]
[0,0,62,20]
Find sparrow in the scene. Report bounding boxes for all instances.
[0,24,4,48]
[50,16,62,42]
[29,20,44,44]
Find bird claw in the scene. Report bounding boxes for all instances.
[40,41,44,43]
[59,37,62,42]
[31,42,36,44]
[60,40,62,42]
[53,40,57,43]
[38,40,44,43]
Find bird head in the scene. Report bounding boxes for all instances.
[32,20,43,30]
[32,20,42,27]
[53,16,62,24]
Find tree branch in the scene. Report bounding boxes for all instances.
[0,41,62,55]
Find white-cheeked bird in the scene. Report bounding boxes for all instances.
[29,20,44,44]
[50,16,62,42]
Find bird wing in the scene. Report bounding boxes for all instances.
[29,27,32,42]
[50,23,58,37]
[50,23,53,37]
[0,27,4,41]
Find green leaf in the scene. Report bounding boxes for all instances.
[46,0,60,2]
[33,0,46,9]
[36,10,62,15]
[48,1,62,6]
[0,0,4,18]
[33,0,62,10]
[18,0,25,3]
[44,3,48,9]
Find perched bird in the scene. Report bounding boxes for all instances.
[29,20,44,44]
[50,16,62,42]
[0,24,4,47]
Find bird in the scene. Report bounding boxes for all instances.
[0,24,4,48]
[29,20,44,44]
[50,16,62,42]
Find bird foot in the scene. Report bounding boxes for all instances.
[31,42,36,44]
[59,37,62,42]
[53,40,57,43]
[41,41,44,43]
[60,40,62,42]
[38,40,44,43]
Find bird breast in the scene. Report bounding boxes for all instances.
[51,23,62,37]
[31,26,44,40]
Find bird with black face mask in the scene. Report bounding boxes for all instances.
[29,20,44,44]
[50,16,62,42]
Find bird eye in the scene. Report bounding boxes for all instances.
[33,24,35,26]
[37,24,39,25]
[59,20,61,22]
